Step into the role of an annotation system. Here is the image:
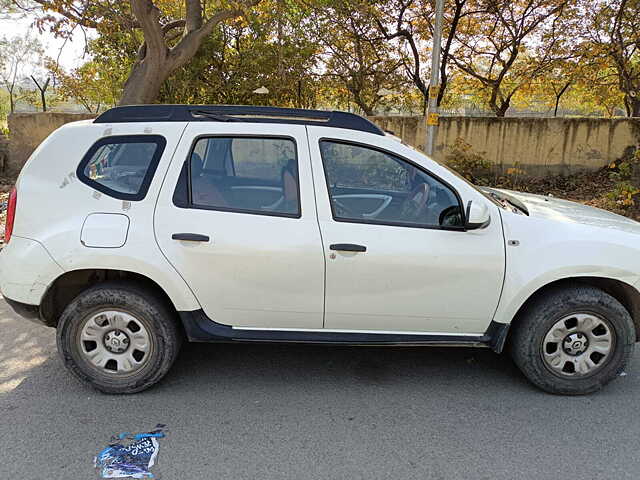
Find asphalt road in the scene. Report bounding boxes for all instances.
[1,299,640,480]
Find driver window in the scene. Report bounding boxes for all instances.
[320,140,463,228]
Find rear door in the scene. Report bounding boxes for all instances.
[154,123,325,329]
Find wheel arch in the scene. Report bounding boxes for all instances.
[508,276,640,342]
[40,268,181,328]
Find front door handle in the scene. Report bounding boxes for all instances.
[172,233,210,242]
[330,243,367,252]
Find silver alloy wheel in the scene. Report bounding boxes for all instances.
[542,313,614,377]
[79,310,152,376]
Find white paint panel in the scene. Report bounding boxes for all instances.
[307,126,506,334]
[154,123,325,329]
[7,121,201,312]
[0,235,64,305]
[81,213,130,248]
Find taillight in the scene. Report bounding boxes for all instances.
[5,187,17,244]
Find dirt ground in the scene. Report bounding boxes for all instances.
[491,169,633,218]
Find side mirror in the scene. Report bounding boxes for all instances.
[465,200,491,230]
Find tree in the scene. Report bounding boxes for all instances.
[375,0,487,113]
[68,0,322,108]
[312,0,404,115]
[47,59,119,112]
[0,34,43,112]
[30,75,50,111]
[10,0,262,104]
[451,0,571,116]
[123,0,263,104]
[583,0,640,117]
[376,0,431,114]
[129,0,319,107]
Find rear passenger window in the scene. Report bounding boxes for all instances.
[77,135,166,201]
[186,137,300,217]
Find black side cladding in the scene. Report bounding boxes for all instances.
[178,309,508,350]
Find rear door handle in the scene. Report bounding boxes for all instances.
[172,233,210,242]
[330,243,367,252]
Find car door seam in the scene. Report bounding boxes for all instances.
[305,125,328,328]
[151,122,203,309]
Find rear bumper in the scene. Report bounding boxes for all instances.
[2,296,50,326]
[0,235,64,306]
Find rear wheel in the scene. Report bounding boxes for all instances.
[57,283,181,394]
[510,285,635,395]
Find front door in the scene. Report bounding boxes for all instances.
[307,127,505,334]
[154,123,325,329]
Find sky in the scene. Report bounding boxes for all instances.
[0,14,91,70]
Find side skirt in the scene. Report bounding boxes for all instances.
[178,310,510,353]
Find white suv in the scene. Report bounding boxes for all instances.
[2,105,638,395]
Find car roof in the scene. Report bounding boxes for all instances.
[93,105,384,136]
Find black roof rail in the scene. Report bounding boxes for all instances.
[94,105,384,136]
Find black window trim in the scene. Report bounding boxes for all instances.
[174,134,302,219]
[318,138,467,231]
[77,134,167,201]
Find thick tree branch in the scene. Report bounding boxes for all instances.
[185,0,202,32]
[170,0,259,69]
[130,0,166,60]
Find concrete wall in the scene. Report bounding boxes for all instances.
[0,134,8,174]
[7,112,96,176]
[369,116,640,176]
[5,112,640,178]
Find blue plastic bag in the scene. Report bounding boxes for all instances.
[95,426,165,479]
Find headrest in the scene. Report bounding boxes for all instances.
[282,158,297,177]
[191,152,203,177]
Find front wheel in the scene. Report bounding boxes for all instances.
[57,282,181,394]
[510,285,635,395]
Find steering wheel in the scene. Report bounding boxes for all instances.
[400,182,430,221]
[332,197,358,218]
[439,205,463,227]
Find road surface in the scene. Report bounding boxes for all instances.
[1,299,639,479]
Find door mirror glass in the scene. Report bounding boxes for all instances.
[465,201,491,230]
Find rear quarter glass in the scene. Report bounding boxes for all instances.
[76,135,167,201]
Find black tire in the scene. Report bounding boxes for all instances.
[56,282,181,394]
[510,284,635,395]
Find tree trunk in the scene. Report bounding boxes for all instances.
[119,56,171,105]
[352,94,374,116]
[554,82,571,117]
[491,91,512,117]
[495,101,509,117]
[31,76,50,112]
[120,0,255,105]
[629,96,640,118]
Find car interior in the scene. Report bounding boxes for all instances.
[85,142,158,195]
[320,141,463,227]
[189,137,299,215]
[177,136,462,226]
